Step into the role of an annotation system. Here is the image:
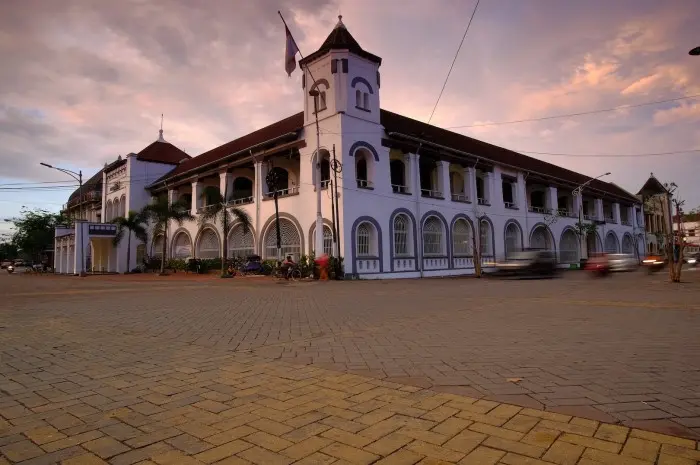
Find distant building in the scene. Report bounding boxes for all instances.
[636,174,673,255]
[55,17,643,277]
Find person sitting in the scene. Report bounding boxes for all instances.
[281,255,295,279]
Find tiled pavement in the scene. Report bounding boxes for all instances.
[1,271,700,463]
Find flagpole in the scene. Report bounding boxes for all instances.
[279,11,325,259]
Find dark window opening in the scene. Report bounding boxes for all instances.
[232,178,253,200]
[502,182,513,204]
[530,191,545,209]
[390,160,405,187]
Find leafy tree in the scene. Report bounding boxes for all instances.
[198,185,252,276]
[141,197,193,275]
[0,241,18,261]
[112,210,148,273]
[10,208,67,263]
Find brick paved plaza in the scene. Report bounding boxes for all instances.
[1,270,700,464]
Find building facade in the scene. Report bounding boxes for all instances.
[636,174,674,255]
[56,17,644,277]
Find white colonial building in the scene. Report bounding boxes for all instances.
[56,17,644,278]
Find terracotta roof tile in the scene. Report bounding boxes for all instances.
[299,20,381,66]
[136,140,190,165]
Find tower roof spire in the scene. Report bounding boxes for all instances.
[299,16,381,66]
[158,114,166,142]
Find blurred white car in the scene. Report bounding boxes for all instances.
[608,254,638,272]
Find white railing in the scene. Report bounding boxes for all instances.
[477,198,489,205]
[621,219,632,226]
[392,184,409,194]
[423,257,449,270]
[392,258,415,272]
[528,206,552,214]
[198,204,218,213]
[605,215,615,222]
[357,179,373,189]
[453,256,474,269]
[583,214,592,220]
[265,187,299,199]
[320,180,331,189]
[227,196,253,206]
[504,201,517,209]
[356,258,380,273]
[452,193,469,202]
[421,189,442,198]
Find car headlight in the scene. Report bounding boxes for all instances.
[689,258,697,264]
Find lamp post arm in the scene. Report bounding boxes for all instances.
[53,167,81,184]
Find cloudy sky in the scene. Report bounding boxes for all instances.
[1,0,699,235]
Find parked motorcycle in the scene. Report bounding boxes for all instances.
[6,265,14,274]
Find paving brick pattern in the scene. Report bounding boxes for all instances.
[1,271,700,464]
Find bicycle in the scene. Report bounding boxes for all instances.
[273,264,302,281]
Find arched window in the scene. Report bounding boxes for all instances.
[172,232,192,259]
[423,217,444,256]
[120,195,126,217]
[355,149,373,188]
[356,223,377,257]
[622,235,634,254]
[530,191,546,209]
[587,232,599,255]
[232,178,253,201]
[504,223,521,258]
[355,89,362,108]
[479,220,493,256]
[229,225,254,258]
[112,198,120,220]
[197,229,220,259]
[393,214,411,256]
[452,219,473,256]
[320,158,330,187]
[311,225,334,257]
[390,159,406,192]
[605,232,619,254]
[560,229,579,263]
[106,200,113,222]
[531,226,552,250]
[264,218,301,260]
[267,167,289,193]
[153,235,164,257]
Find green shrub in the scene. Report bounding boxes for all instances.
[166,259,187,271]
[261,259,277,275]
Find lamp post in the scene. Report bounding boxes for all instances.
[689,46,700,56]
[40,162,85,277]
[572,172,611,265]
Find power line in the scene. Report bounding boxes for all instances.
[428,0,480,124]
[445,94,700,129]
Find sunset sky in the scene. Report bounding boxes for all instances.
[1,0,699,235]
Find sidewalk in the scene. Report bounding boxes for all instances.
[1,350,698,465]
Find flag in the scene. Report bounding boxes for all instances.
[285,26,299,77]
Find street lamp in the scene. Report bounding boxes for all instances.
[40,162,85,277]
[572,172,611,265]
[689,46,700,56]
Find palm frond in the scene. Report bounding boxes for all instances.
[112,224,125,246]
[228,206,252,235]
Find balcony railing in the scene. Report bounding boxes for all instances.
[227,196,253,206]
[477,198,489,206]
[88,224,117,236]
[67,190,101,207]
[320,179,330,189]
[357,179,373,189]
[264,187,299,199]
[198,204,218,213]
[529,206,552,214]
[392,184,409,194]
[605,215,616,223]
[421,189,443,199]
[557,208,575,217]
[452,193,470,202]
[621,219,632,226]
[583,214,592,220]
[504,201,517,209]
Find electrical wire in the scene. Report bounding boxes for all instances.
[445,94,700,129]
[428,0,480,124]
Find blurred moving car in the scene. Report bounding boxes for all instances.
[608,254,638,272]
[684,253,698,267]
[585,253,610,276]
[495,250,557,276]
[642,254,665,273]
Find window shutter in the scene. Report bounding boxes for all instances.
[341,59,348,73]
[331,59,338,74]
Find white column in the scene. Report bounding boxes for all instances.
[463,167,472,202]
[254,161,262,255]
[483,172,493,204]
[491,167,504,207]
[467,167,477,204]
[101,171,107,223]
[546,186,558,212]
[220,171,232,199]
[439,161,450,198]
[594,199,604,220]
[167,188,177,205]
[613,203,621,224]
[411,153,421,200]
[516,173,527,210]
[191,180,201,215]
[404,154,413,194]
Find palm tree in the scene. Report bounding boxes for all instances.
[198,185,252,276]
[112,210,148,273]
[141,197,194,275]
